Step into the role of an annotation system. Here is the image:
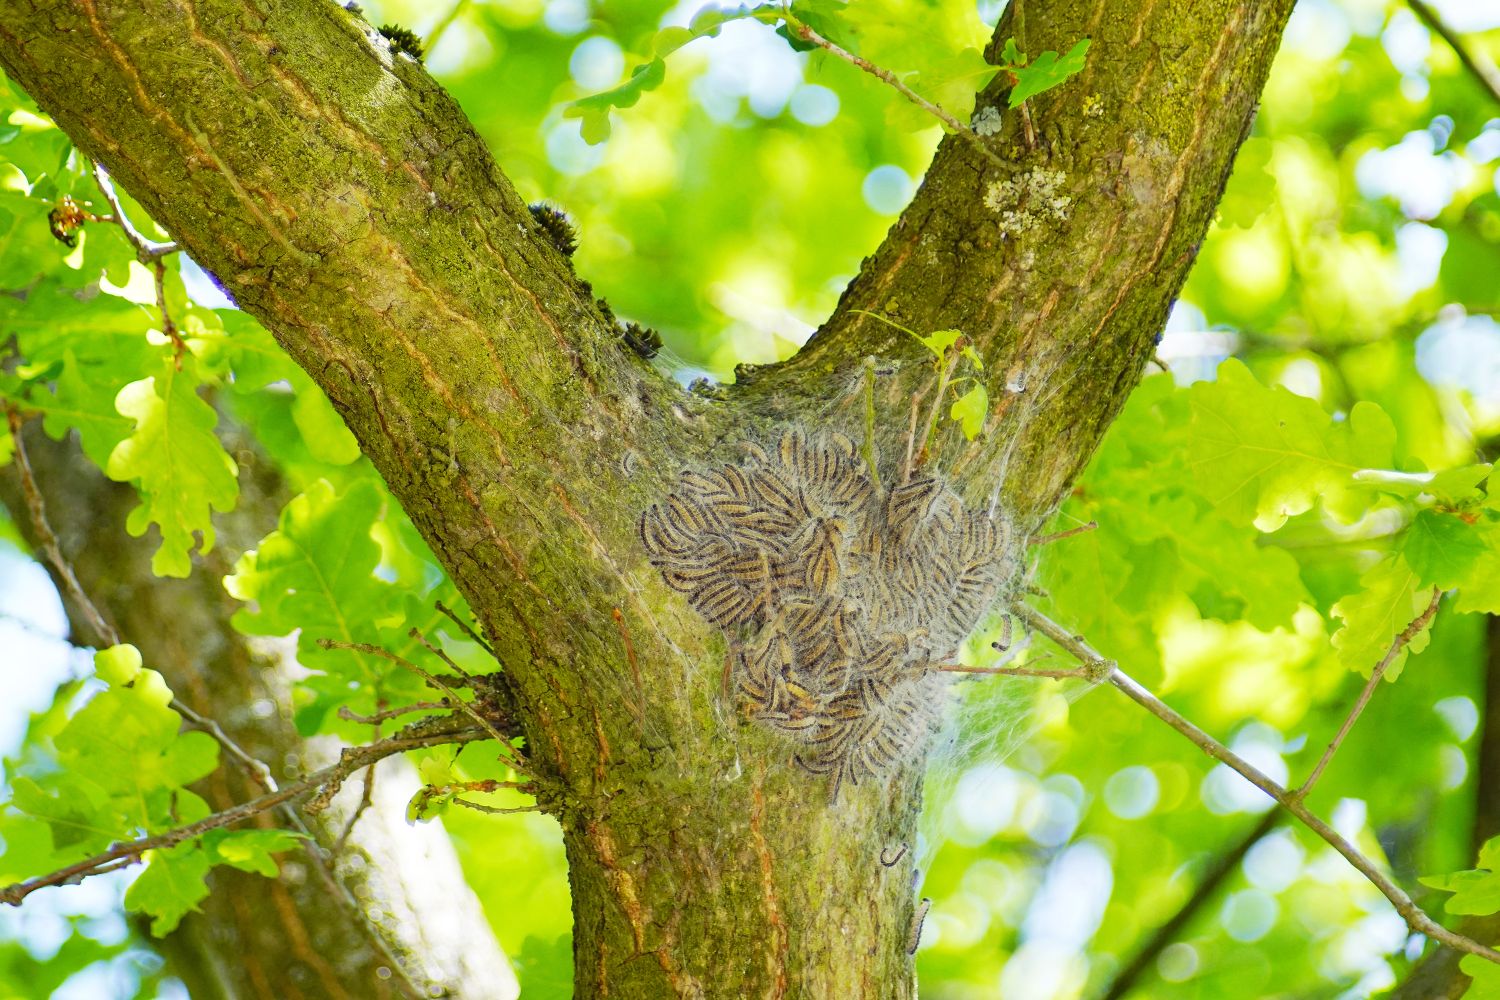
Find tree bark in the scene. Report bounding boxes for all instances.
[0,421,519,1000]
[0,0,1294,994]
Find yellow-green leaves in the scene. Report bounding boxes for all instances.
[123,843,212,936]
[1420,841,1500,994]
[226,478,479,734]
[1422,836,1500,917]
[0,644,280,936]
[227,480,401,712]
[566,0,1027,142]
[1,644,303,934]
[125,829,303,935]
[836,0,998,129]
[997,37,1091,107]
[107,370,238,578]
[949,383,988,440]
[566,4,768,144]
[1183,360,1500,677]
[1188,359,1395,530]
[566,58,669,145]
[1329,557,1430,679]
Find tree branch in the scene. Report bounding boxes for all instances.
[782,15,1007,169]
[1100,810,1281,1000]
[0,727,488,907]
[5,405,120,646]
[317,637,533,778]
[1294,587,1442,798]
[0,418,520,998]
[746,0,1300,530]
[1406,0,1500,107]
[1011,602,1500,967]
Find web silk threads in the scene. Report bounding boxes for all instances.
[639,430,1019,795]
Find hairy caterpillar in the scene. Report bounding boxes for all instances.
[640,429,1019,796]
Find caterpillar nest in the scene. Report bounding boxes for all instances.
[639,429,1020,796]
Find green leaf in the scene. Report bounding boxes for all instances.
[950,383,988,439]
[106,369,239,577]
[202,828,303,877]
[1460,954,1500,999]
[918,328,962,357]
[691,3,766,36]
[123,841,212,936]
[1422,519,1500,616]
[1352,464,1492,505]
[1006,38,1090,107]
[1403,509,1487,589]
[2,645,227,913]
[1216,137,1277,228]
[1329,555,1430,678]
[196,311,359,467]
[565,59,668,145]
[94,643,143,686]
[1188,359,1395,530]
[226,479,402,696]
[837,0,1000,129]
[1422,839,1500,919]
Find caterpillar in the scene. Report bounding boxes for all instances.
[639,429,1019,796]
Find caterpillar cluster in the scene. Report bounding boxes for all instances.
[639,429,1019,796]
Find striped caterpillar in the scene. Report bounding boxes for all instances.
[639,429,1018,797]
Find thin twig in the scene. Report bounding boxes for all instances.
[1031,521,1098,546]
[1295,587,1443,799]
[90,164,179,259]
[903,390,924,483]
[339,700,451,725]
[937,662,1084,680]
[412,779,536,818]
[91,164,185,361]
[408,626,472,678]
[317,639,533,776]
[783,16,1009,170]
[334,764,377,855]
[435,599,495,657]
[175,701,277,791]
[424,0,470,53]
[7,407,119,646]
[335,707,382,854]
[916,348,962,469]
[1017,103,1037,150]
[452,799,540,815]
[0,728,486,906]
[1010,601,1500,968]
[1406,0,1500,107]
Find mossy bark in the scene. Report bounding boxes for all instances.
[0,0,1293,995]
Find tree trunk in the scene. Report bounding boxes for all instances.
[0,422,519,1000]
[0,0,1294,994]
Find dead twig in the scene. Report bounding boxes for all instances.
[318,638,534,777]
